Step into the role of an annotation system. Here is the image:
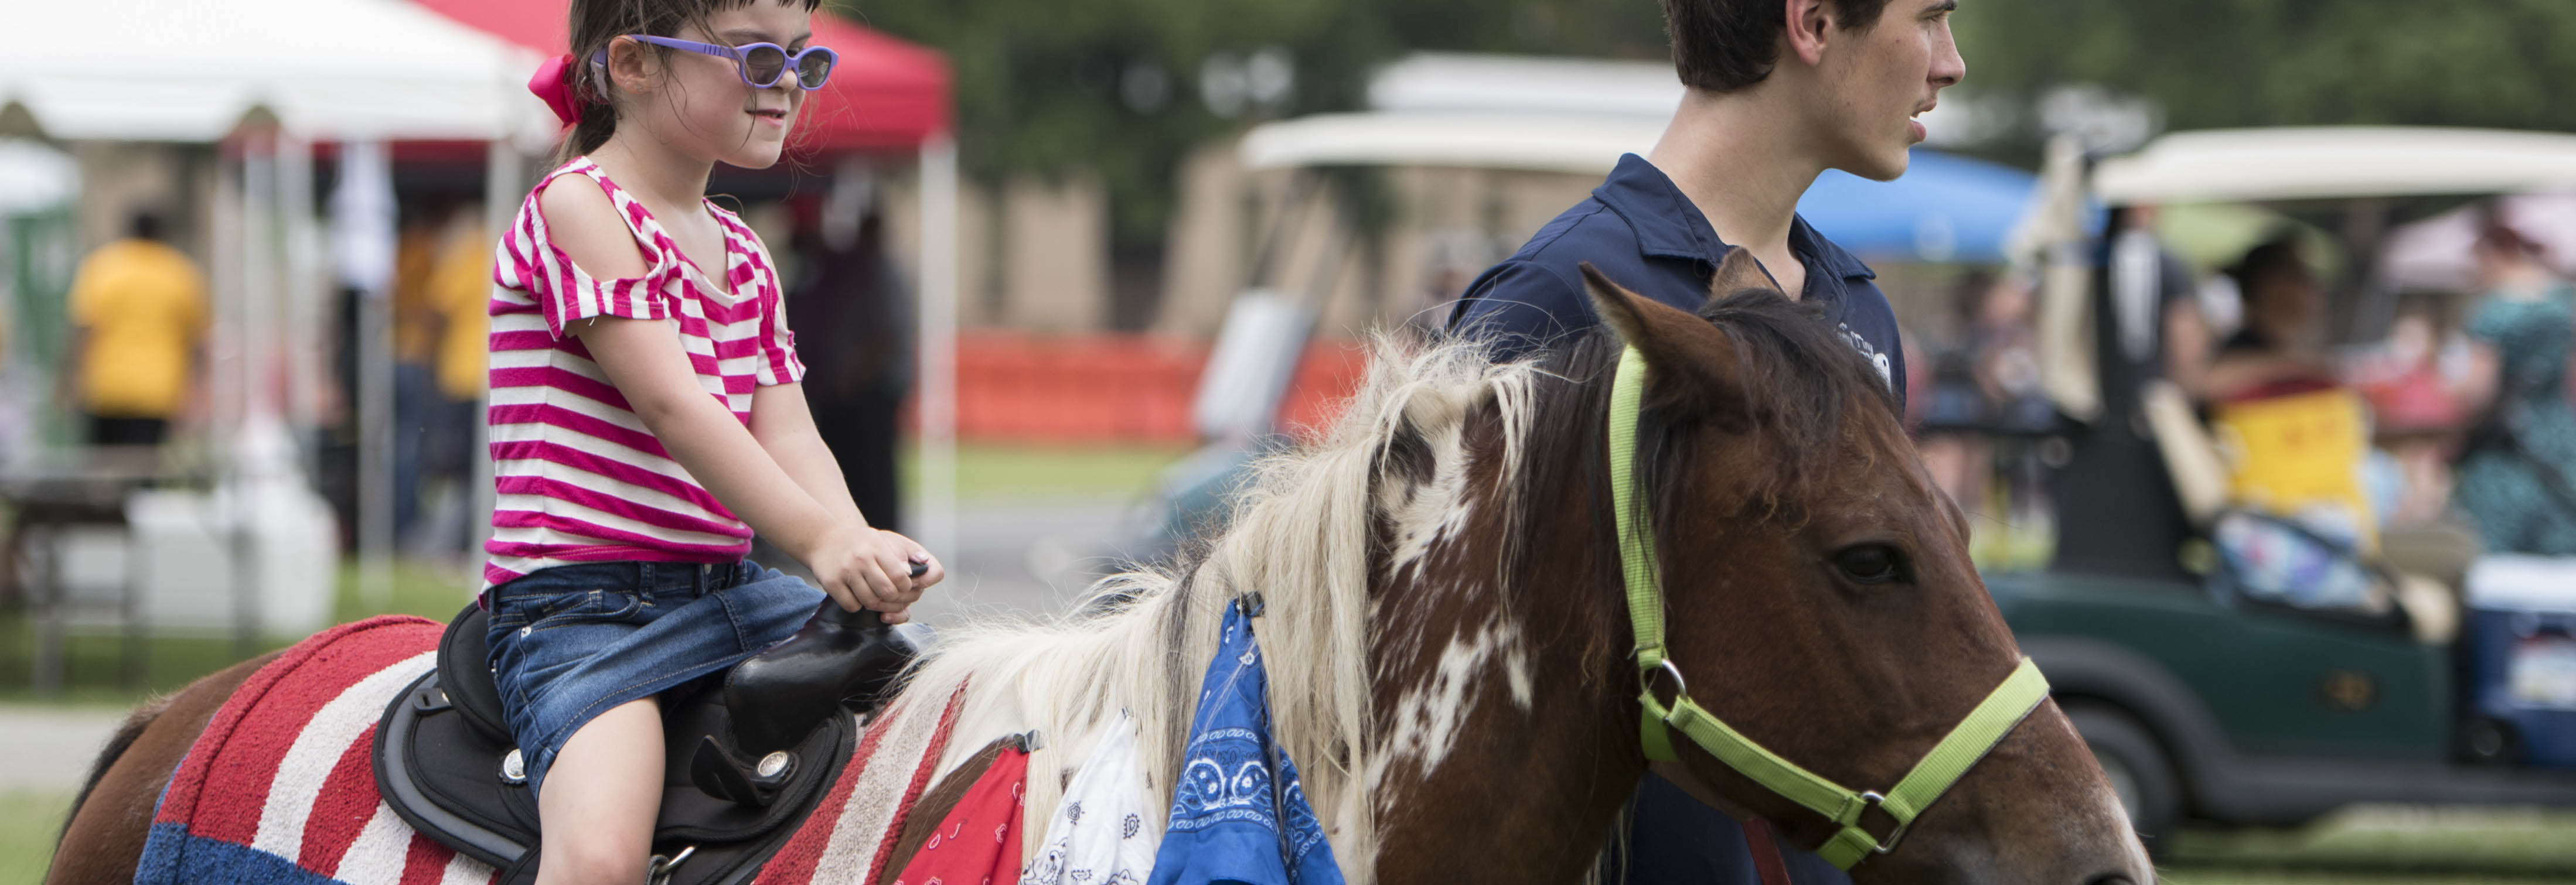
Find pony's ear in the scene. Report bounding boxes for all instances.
[1580,262,1748,414]
[1702,246,1780,315]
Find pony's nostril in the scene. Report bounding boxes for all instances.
[2081,873,2137,885]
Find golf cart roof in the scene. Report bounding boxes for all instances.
[1239,110,1665,175]
[2093,126,2576,204]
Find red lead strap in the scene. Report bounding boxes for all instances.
[1742,817,1795,885]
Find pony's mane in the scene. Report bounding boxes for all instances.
[902,288,1895,879]
[904,335,1541,877]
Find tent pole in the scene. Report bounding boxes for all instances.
[472,139,522,587]
[346,141,395,608]
[279,134,319,482]
[914,136,958,563]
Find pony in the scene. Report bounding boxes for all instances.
[51,250,2148,884]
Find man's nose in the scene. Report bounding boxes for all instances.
[1933,29,1967,88]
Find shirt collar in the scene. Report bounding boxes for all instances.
[1592,153,1879,283]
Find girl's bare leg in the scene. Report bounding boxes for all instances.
[534,697,663,885]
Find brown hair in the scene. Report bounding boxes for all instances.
[561,0,823,160]
[1662,0,1893,93]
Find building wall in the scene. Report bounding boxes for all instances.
[1153,136,1603,339]
[997,174,1110,332]
[72,142,197,257]
[883,170,1112,332]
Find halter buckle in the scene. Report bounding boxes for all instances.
[1855,791,1911,855]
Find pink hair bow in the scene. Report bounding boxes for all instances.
[529,54,581,126]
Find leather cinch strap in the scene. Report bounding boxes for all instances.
[1607,345,2052,869]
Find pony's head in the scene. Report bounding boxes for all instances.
[1574,250,2149,883]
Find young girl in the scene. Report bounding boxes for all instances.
[485,1,941,881]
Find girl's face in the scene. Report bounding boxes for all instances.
[610,3,815,170]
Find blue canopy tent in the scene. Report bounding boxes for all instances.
[1797,149,2037,265]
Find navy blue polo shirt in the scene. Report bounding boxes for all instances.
[1447,154,1907,409]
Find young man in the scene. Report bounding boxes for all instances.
[1446,1,1965,881]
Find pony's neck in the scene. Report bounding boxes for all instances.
[1364,407,1645,883]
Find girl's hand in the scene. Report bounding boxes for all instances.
[802,526,943,623]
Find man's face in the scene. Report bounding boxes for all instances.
[1814,0,1966,182]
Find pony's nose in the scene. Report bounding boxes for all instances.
[2082,870,2142,885]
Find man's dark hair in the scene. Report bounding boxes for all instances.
[1663,0,1894,92]
[128,211,163,242]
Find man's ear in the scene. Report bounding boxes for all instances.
[1783,0,1834,67]
[1580,262,1749,415]
[1705,246,1781,309]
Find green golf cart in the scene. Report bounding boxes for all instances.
[1993,127,2576,846]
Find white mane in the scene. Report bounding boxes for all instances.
[902,334,1544,881]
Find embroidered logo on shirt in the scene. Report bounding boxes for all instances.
[1837,322,1893,389]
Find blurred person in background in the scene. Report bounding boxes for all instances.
[1446,0,1964,880]
[391,206,449,544]
[2050,204,2207,581]
[2351,299,2469,527]
[63,210,207,449]
[2201,235,2335,401]
[1916,271,2054,560]
[419,207,491,558]
[2450,216,2576,555]
[784,193,911,534]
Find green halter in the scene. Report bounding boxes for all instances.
[1607,345,2050,869]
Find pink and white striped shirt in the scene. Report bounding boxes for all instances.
[482,158,806,587]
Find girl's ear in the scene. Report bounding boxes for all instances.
[603,36,657,100]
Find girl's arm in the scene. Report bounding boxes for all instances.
[542,179,924,618]
[576,317,925,618]
[748,383,946,586]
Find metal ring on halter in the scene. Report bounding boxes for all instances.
[1855,791,1913,855]
[1645,659,1689,705]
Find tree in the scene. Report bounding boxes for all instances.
[1954,0,2576,138]
[837,0,1669,324]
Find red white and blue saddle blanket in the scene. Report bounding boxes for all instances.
[134,615,968,885]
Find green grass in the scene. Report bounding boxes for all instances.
[904,442,1189,502]
[2160,806,2576,883]
[0,558,474,706]
[1,788,73,883]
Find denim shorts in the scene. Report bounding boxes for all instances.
[483,559,824,794]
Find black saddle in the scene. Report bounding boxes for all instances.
[372,605,870,885]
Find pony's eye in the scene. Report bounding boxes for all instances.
[1831,544,1909,585]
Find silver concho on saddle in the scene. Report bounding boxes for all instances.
[371,590,923,885]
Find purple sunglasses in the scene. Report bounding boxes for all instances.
[596,35,837,90]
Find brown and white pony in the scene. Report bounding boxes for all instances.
[54,255,2149,884]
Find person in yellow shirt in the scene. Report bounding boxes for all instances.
[418,213,490,555]
[64,212,207,447]
[427,217,489,408]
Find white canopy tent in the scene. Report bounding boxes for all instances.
[0,0,553,143]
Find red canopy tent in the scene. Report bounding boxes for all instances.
[413,0,950,152]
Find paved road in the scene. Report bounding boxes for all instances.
[759,496,1153,627]
[0,706,128,792]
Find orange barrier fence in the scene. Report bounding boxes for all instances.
[932,332,1369,445]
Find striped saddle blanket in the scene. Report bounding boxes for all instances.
[134,616,974,885]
